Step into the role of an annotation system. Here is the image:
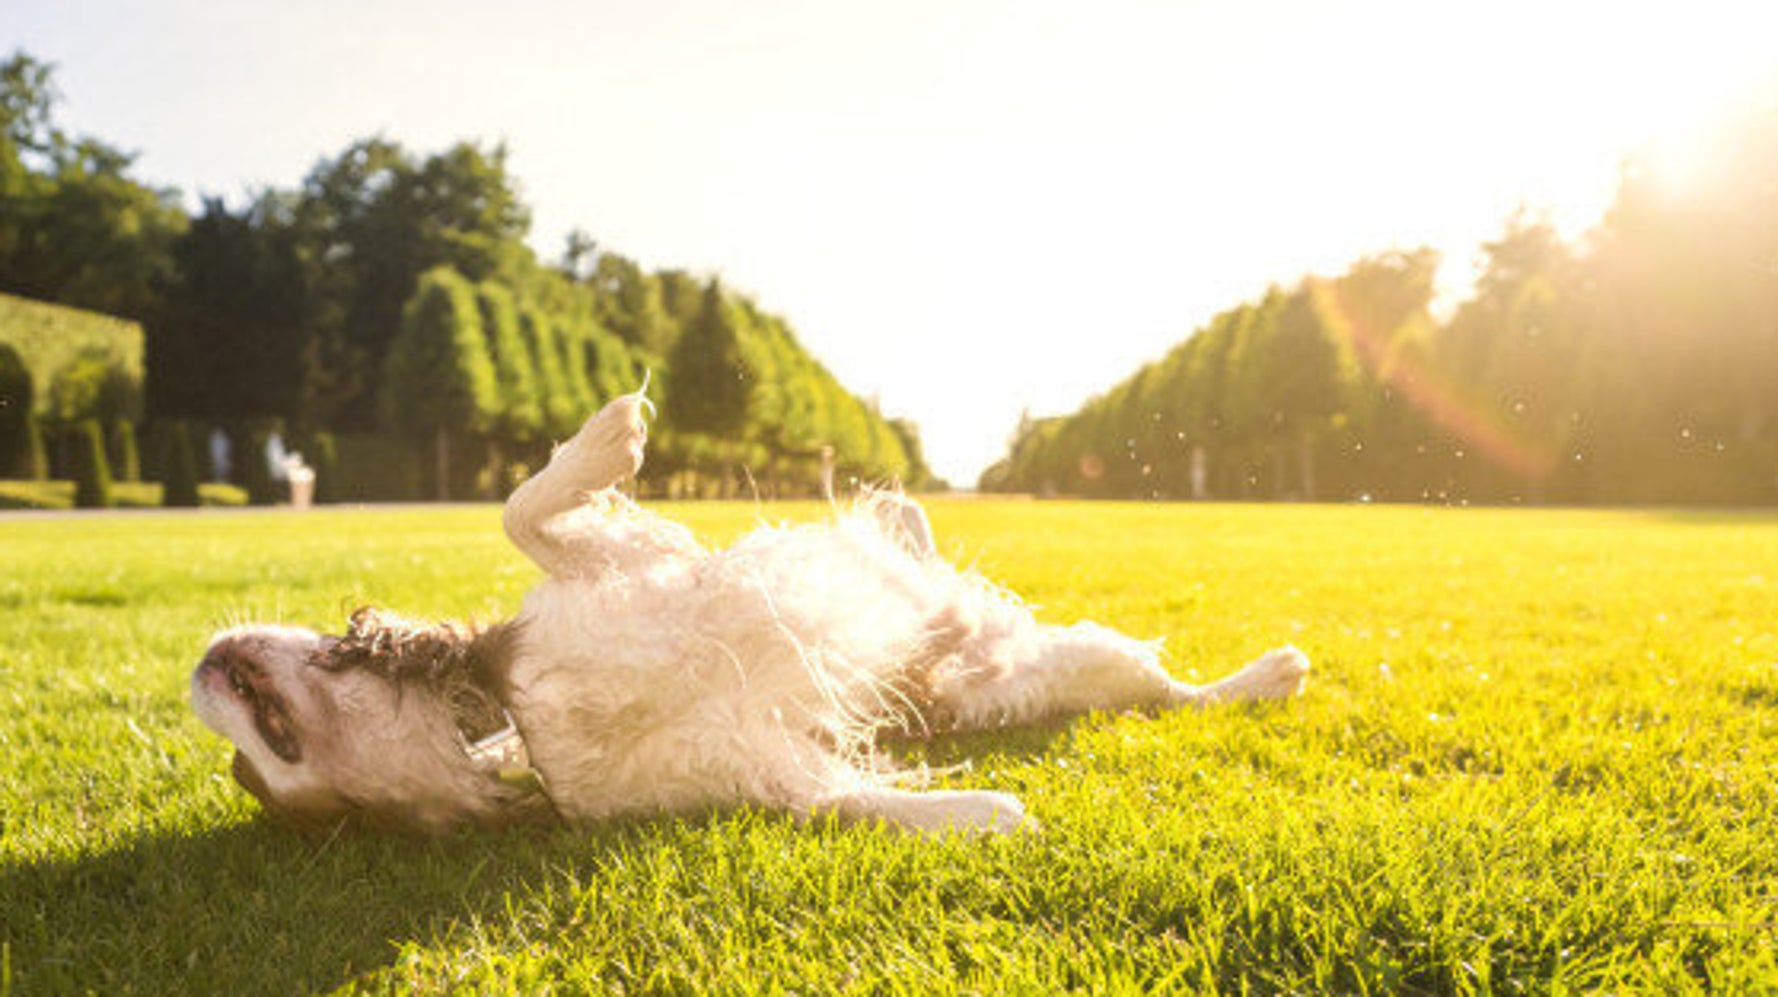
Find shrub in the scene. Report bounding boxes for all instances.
[110,419,140,482]
[0,342,39,478]
[70,419,113,508]
[20,411,46,480]
[161,420,200,507]
[233,422,281,505]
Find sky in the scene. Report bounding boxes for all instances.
[8,0,1777,484]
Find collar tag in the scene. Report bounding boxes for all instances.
[463,710,527,769]
[460,709,557,813]
[497,765,548,795]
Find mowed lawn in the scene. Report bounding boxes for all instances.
[4,500,1778,994]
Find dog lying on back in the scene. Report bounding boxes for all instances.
[191,392,1309,834]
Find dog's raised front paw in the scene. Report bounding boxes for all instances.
[562,392,649,484]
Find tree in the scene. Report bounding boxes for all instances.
[888,418,932,489]
[0,52,186,319]
[583,323,638,404]
[590,253,674,356]
[667,280,750,438]
[555,318,599,427]
[520,306,581,438]
[1435,216,1581,500]
[148,196,309,426]
[381,266,499,499]
[1580,112,1778,502]
[561,228,597,281]
[295,138,531,429]
[1268,283,1357,499]
[1320,250,1441,500]
[475,282,543,447]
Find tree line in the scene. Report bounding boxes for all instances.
[983,104,1778,505]
[0,51,929,504]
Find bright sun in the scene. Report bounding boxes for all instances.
[1583,7,1777,201]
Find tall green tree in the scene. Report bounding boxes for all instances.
[590,253,675,356]
[520,306,580,438]
[1435,217,1583,500]
[475,282,543,447]
[296,138,531,429]
[0,52,185,319]
[667,280,751,438]
[554,318,600,419]
[148,196,310,426]
[381,266,499,499]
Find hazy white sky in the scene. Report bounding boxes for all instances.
[9,0,1776,483]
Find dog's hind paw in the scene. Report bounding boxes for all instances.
[923,790,1033,835]
[1203,646,1310,704]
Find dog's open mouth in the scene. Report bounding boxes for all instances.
[197,650,303,764]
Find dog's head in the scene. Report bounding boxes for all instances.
[190,607,551,833]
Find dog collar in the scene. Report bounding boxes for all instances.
[459,709,558,817]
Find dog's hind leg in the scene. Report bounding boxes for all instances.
[931,622,1309,731]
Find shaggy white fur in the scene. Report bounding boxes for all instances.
[191,391,1310,834]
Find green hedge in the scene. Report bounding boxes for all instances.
[0,480,247,510]
[0,292,143,416]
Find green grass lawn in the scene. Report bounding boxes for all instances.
[4,501,1778,994]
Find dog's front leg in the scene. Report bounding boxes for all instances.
[503,392,655,577]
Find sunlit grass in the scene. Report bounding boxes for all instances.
[3,500,1777,994]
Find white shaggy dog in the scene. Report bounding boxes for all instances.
[192,392,1309,834]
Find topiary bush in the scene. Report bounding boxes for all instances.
[160,419,200,508]
[233,422,280,505]
[20,410,47,480]
[0,342,37,478]
[70,419,113,508]
[110,418,140,482]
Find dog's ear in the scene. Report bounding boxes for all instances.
[466,619,521,702]
[322,606,514,684]
[318,607,523,734]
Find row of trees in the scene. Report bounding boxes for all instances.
[383,266,920,498]
[983,103,1778,505]
[0,51,929,503]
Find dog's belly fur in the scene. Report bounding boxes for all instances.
[505,506,1003,821]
